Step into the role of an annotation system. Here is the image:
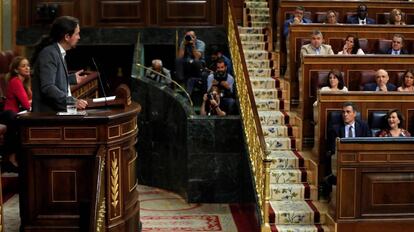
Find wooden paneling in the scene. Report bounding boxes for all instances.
[96,0,147,25]
[335,139,414,232]
[17,0,223,27]
[158,0,217,26]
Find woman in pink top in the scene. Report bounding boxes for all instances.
[4,56,31,113]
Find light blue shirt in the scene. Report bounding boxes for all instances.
[345,123,355,138]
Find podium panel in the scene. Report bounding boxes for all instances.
[18,103,141,232]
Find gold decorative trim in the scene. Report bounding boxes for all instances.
[108,125,121,139]
[96,197,106,232]
[109,148,122,220]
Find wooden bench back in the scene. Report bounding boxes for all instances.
[300,55,414,144]
[287,25,414,103]
[313,91,414,179]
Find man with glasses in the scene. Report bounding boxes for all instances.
[386,34,409,55]
[347,4,375,25]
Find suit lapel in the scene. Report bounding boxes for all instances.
[54,43,69,79]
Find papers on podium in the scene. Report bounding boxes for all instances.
[92,96,116,103]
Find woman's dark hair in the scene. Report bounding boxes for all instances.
[385,109,404,129]
[345,35,361,54]
[400,69,414,88]
[30,16,79,65]
[323,69,345,89]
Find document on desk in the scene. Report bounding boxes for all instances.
[92,96,116,103]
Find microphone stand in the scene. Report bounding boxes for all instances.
[136,63,194,107]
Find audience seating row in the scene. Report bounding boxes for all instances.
[312,91,414,181]
[287,24,414,102]
[300,55,414,144]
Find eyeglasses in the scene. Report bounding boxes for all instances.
[392,40,402,44]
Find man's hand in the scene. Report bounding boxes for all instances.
[203,94,208,102]
[220,80,231,89]
[293,16,301,24]
[379,84,388,92]
[76,99,88,109]
[75,69,87,84]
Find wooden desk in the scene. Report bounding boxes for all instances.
[313,91,414,180]
[18,103,141,231]
[334,137,414,232]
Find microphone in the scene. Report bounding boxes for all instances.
[136,63,194,106]
[92,57,109,106]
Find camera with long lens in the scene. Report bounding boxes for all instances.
[185,35,193,42]
[207,93,214,101]
[214,71,227,82]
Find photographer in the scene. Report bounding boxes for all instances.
[200,86,226,116]
[206,58,236,114]
[176,30,206,83]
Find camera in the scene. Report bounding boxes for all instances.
[214,71,227,82]
[207,93,214,100]
[185,35,193,42]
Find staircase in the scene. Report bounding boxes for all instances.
[239,1,331,231]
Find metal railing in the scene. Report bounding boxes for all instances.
[225,1,271,231]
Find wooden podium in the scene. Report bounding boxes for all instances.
[18,102,141,231]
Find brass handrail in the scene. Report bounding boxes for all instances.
[225,1,270,231]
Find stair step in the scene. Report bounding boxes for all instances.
[245,2,268,8]
[251,78,277,89]
[269,168,310,184]
[239,33,266,42]
[262,124,299,138]
[255,99,282,111]
[248,14,271,23]
[271,224,330,232]
[262,125,289,137]
[269,200,325,225]
[248,22,270,27]
[248,68,274,78]
[244,50,272,60]
[268,150,305,169]
[238,26,267,34]
[265,137,293,151]
[253,88,280,99]
[242,42,268,50]
[245,59,274,69]
[258,111,286,126]
[246,8,270,15]
[270,183,318,201]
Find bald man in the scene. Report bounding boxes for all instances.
[363,69,396,91]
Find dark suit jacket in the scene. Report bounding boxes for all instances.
[32,43,77,112]
[386,48,409,55]
[283,17,312,37]
[346,16,375,24]
[363,82,397,91]
[327,119,371,155]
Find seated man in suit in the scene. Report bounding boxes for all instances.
[322,102,371,198]
[387,34,409,55]
[363,69,397,91]
[300,30,334,59]
[346,4,375,25]
[283,6,312,37]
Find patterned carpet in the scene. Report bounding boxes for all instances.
[2,184,256,232]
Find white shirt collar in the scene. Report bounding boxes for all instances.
[358,18,366,24]
[57,43,66,57]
